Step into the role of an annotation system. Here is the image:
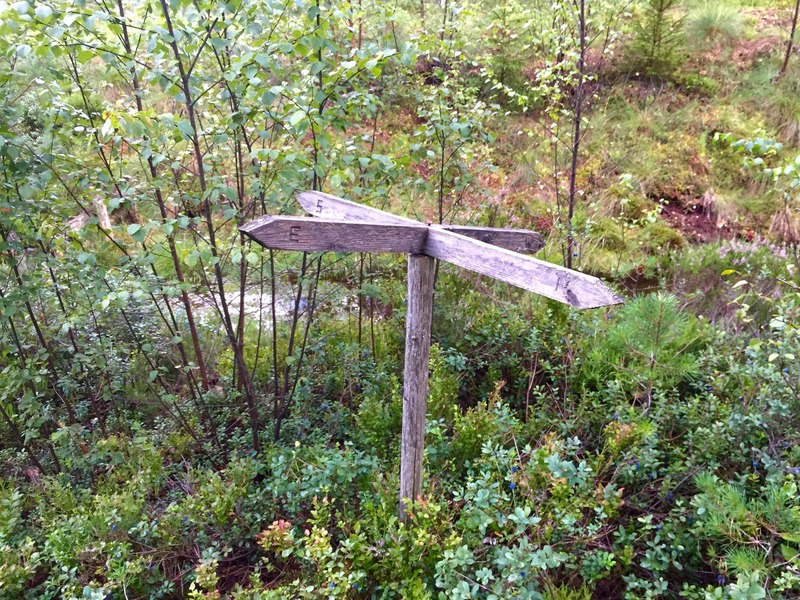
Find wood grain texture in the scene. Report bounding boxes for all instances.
[240,215,428,253]
[423,228,623,309]
[296,191,544,254]
[399,253,435,521]
[266,192,619,307]
[297,191,415,225]
[440,225,543,253]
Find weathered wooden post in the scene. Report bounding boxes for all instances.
[399,253,435,509]
[241,191,621,521]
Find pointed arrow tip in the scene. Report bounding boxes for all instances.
[565,280,623,309]
[239,214,275,234]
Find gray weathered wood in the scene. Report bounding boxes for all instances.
[297,191,544,254]
[294,192,619,308]
[423,228,622,309]
[297,191,415,224]
[399,253,435,522]
[443,225,544,254]
[240,215,429,253]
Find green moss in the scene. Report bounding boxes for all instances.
[639,220,686,251]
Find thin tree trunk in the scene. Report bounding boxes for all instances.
[0,229,78,424]
[36,242,105,432]
[0,402,48,473]
[566,0,587,270]
[0,289,59,473]
[159,0,262,452]
[114,0,211,393]
[780,0,800,77]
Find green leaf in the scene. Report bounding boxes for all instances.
[176,119,194,138]
[781,543,799,562]
[18,184,34,199]
[148,370,158,382]
[289,110,306,127]
[12,1,30,15]
[209,37,229,50]
[35,4,52,19]
[221,186,237,202]
[127,223,146,243]
[77,252,96,266]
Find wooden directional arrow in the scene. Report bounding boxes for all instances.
[296,191,545,254]
[241,215,429,254]
[243,191,620,308]
[241,191,621,521]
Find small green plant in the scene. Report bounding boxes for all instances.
[693,474,800,596]
[625,0,685,79]
[684,2,744,47]
[582,293,703,402]
[674,72,720,96]
[727,133,800,245]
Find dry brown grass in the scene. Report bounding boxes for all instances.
[769,205,800,246]
[700,188,737,228]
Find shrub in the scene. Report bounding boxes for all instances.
[674,72,720,96]
[580,292,704,399]
[625,0,685,79]
[692,474,800,595]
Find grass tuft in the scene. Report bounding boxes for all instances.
[769,205,800,246]
[685,2,745,47]
[701,188,738,228]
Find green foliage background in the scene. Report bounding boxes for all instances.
[0,0,799,598]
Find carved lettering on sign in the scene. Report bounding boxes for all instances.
[289,226,301,241]
[316,198,324,212]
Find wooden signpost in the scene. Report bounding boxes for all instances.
[241,191,621,519]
